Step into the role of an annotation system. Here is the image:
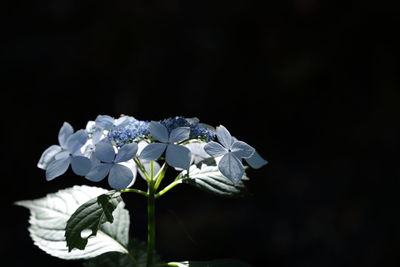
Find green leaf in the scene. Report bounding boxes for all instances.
[15,185,130,260]
[169,259,253,267]
[65,190,123,252]
[83,239,161,267]
[181,158,249,197]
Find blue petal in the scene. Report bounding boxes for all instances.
[166,144,191,170]
[91,130,105,145]
[108,164,134,190]
[66,130,88,154]
[231,141,255,159]
[169,127,190,143]
[148,122,169,143]
[114,143,138,163]
[216,125,233,149]
[45,156,71,181]
[114,116,130,127]
[85,163,112,182]
[245,151,268,169]
[218,153,244,184]
[139,143,167,161]
[37,145,62,169]
[204,141,228,157]
[95,141,116,163]
[81,142,96,158]
[95,115,115,129]
[55,151,70,160]
[186,143,210,164]
[58,122,74,149]
[118,161,138,183]
[70,156,92,176]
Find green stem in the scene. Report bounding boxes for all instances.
[154,163,168,191]
[121,188,148,197]
[155,180,183,199]
[127,250,140,267]
[153,263,181,267]
[134,157,149,181]
[147,182,156,267]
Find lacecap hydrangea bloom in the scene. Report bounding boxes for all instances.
[38,115,267,190]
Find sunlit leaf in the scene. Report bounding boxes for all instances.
[181,158,248,197]
[65,190,123,251]
[16,185,130,260]
[169,258,253,267]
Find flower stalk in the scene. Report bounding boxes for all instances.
[147,183,156,267]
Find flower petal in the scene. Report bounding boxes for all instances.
[186,142,210,164]
[148,122,169,143]
[37,145,62,169]
[117,160,137,187]
[95,115,115,129]
[55,151,70,160]
[139,143,167,161]
[70,156,92,176]
[66,130,88,154]
[79,139,95,157]
[45,156,71,181]
[166,144,191,170]
[114,143,138,163]
[114,116,130,127]
[204,141,228,157]
[108,164,134,190]
[85,163,112,182]
[91,130,106,145]
[85,120,96,132]
[245,151,268,169]
[169,127,190,143]
[218,153,244,184]
[95,141,116,163]
[58,122,74,149]
[137,140,148,155]
[231,141,255,159]
[216,125,233,149]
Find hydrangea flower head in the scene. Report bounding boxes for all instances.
[38,115,267,190]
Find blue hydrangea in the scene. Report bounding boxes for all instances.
[85,141,138,190]
[139,121,192,170]
[108,118,150,147]
[37,122,92,181]
[161,117,189,131]
[38,115,267,190]
[204,125,256,184]
[160,117,215,142]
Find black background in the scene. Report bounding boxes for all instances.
[2,1,400,266]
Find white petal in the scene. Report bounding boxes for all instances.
[37,145,62,169]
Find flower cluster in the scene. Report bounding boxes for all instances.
[160,117,216,141]
[38,115,267,190]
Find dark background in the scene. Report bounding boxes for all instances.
[2,0,399,266]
